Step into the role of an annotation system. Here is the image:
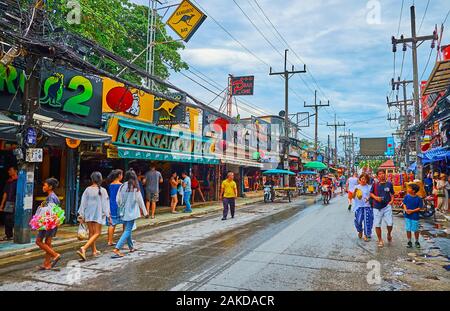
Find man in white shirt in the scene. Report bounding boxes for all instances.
[346,172,359,211]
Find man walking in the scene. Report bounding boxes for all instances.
[0,167,18,241]
[181,172,192,213]
[144,165,163,219]
[220,172,238,220]
[370,169,395,247]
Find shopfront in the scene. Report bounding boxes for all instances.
[0,61,110,223]
[106,116,220,206]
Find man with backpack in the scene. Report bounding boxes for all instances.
[370,169,395,248]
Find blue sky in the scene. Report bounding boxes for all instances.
[131,0,450,152]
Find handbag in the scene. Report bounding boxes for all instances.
[77,223,88,240]
[3,201,15,213]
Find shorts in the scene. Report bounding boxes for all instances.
[405,218,419,232]
[37,227,58,239]
[348,191,353,200]
[373,205,393,227]
[106,215,122,226]
[146,192,159,203]
[170,188,178,197]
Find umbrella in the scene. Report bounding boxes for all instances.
[262,169,296,175]
[298,170,317,175]
[304,161,327,170]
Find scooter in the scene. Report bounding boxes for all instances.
[264,185,274,203]
[321,186,330,205]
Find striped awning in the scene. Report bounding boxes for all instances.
[0,112,20,134]
[419,146,450,162]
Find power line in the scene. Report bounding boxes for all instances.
[418,0,430,34]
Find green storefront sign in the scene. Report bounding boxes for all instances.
[113,118,219,164]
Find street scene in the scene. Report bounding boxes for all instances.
[0,0,449,294]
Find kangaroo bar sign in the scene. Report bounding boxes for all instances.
[166,0,207,42]
[153,93,187,125]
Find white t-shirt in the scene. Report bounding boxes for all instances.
[347,177,359,192]
[352,184,371,212]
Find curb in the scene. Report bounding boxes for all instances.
[0,197,264,268]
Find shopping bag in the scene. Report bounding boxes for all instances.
[77,223,89,241]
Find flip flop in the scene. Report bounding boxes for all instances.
[50,255,61,268]
[37,265,51,271]
[111,252,125,259]
[378,240,384,248]
[129,248,137,253]
[77,248,87,261]
[93,251,102,257]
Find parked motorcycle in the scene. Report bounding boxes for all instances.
[264,185,274,203]
[419,195,435,218]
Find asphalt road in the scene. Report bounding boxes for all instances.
[0,194,447,291]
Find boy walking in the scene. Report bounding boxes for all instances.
[402,183,423,248]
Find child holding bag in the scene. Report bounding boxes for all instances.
[34,178,62,270]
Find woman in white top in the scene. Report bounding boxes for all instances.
[112,170,147,258]
[77,172,111,261]
[352,173,373,241]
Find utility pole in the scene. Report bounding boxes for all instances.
[390,78,414,167]
[327,135,331,165]
[327,114,345,167]
[304,90,329,160]
[13,1,44,244]
[340,130,352,173]
[391,5,438,178]
[270,49,306,184]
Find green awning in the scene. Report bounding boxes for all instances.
[117,146,219,165]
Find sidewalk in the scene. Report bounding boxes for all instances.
[0,191,264,268]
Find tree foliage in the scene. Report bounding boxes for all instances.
[43,0,188,84]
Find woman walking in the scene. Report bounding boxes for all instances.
[353,173,373,241]
[77,172,111,261]
[169,172,180,213]
[112,170,147,258]
[436,173,448,213]
[35,178,61,270]
[106,169,123,246]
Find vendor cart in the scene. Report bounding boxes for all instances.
[262,169,296,202]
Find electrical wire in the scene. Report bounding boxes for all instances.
[418,0,430,34]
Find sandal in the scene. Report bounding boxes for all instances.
[50,255,61,268]
[37,265,51,271]
[111,250,125,259]
[387,235,393,243]
[358,232,363,239]
[76,248,87,261]
[378,240,384,248]
[363,236,369,242]
[93,251,102,257]
[129,248,137,253]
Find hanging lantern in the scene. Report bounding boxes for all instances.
[106,87,133,112]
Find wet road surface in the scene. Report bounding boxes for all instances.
[0,194,448,290]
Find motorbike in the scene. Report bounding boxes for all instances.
[321,185,330,205]
[264,185,274,203]
[420,195,435,218]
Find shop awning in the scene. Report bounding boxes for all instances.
[422,60,450,95]
[116,146,220,165]
[419,146,450,162]
[221,156,263,168]
[0,112,20,134]
[41,121,112,142]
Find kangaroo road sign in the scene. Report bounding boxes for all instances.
[167,0,207,42]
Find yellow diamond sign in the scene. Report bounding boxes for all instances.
[167,0,207,42]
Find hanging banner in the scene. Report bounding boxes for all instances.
[166,0,207,42]
[231,76,254,96]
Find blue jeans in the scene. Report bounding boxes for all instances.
[184,191,192,212]
[116,220,135,250]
